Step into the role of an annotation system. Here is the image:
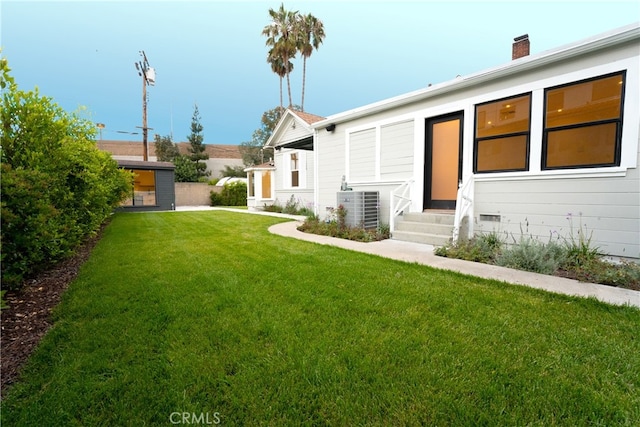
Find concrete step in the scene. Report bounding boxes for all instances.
[394,220,453,236]
[402,212,455,225]
[392,211,455,246]
[391,230,451,246]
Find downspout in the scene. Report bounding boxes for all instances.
[313,128,320,217]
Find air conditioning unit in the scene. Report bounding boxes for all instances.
[337,191,379,230]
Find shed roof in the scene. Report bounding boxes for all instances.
[116,159,175,170]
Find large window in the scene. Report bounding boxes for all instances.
[248,172,255,197]
[474,94,531,173]
[543,72,625,169]
[123,170,156,206]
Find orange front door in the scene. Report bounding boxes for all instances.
[424,112,463,210]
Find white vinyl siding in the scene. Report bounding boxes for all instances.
[282,122,312,142]
[380,120,414,180]
[474,173,640,258]
[348,128,376,182]
[316,129,346,214]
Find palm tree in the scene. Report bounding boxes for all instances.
[268,46,292,111]
[262,4,299,108]
[297,13,325,112]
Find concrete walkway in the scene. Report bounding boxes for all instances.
[176,206,640,308]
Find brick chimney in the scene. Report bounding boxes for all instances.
[512,34,530,60]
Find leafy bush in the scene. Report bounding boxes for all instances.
[173,154,200,182]
[297,208,390,243]
[210,182,247,206]
[263,196,315,217]
[570,258,640,290]
[1,59,132,289]
[495,238,566,275]
[435,232,503,264]
[209,191,224,206]
[434,223,639,290]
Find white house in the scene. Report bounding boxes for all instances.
[246,109,325,211]
[267,24,640,260]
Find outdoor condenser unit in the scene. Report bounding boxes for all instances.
[337,191,379,230]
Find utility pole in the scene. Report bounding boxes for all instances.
[135,51,155,161]
[96,123,105,140]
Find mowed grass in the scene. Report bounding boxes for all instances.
[2,211,639,425]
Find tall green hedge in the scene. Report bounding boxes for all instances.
[1,58,133,289]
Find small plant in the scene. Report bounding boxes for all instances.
[262,201,283,213]
[283,195,299,214]
[377,223,391,240]
[1,290,8,310]
[435,232,503,264]
[262,196,316,217]
[571,258,640,290]
[336,204,347,231]
[496,237,566,275]
[562,213,600,268]
[297,209,389,243]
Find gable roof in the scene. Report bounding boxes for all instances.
[312,23,640,129]
[265,109,326,149]
[293,110,326,125]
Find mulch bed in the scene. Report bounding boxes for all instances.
[1,227,105,400]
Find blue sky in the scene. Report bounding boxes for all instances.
[2,1,639,145]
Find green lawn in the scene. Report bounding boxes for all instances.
[2,211,639,425]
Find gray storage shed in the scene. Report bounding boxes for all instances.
[117,160,175,212]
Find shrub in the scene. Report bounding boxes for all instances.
[496,237,566,275]
[434,219,638,289]
[209,191,224,206]
[1,59,132,289]
[434,232,503,264]
[297,210,390,243]
[262,202,282,213]
[262,196,315,217]
[571,258,640,290]
[210,182,247,206]
[173,154,199,182]
[221,181,247,206]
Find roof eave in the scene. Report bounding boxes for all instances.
[312,23,640,129]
